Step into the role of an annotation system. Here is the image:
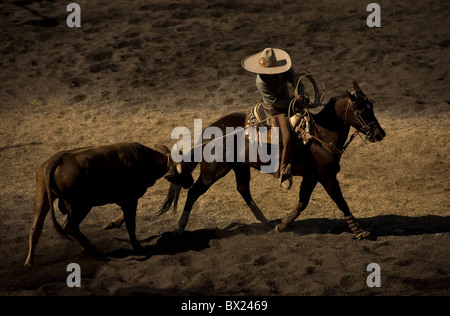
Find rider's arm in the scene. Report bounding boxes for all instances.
[256,75,292,110]
[286,68,305,98]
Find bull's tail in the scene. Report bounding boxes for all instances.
[44,158,72,240]
[157,183,182,215]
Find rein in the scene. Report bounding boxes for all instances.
[301,118,358,156]
[346,97,379,138]
[185,112,285,151]
[299,96,376,156]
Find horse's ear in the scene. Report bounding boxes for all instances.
[353,81,362,92]
[347,91,356,102]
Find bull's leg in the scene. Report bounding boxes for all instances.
[120,200,143,251]
[320,176,370,240]
[24,183,51,267]
[275,174,318,233]
[103,212,124,230]
[63,206,96,253]
[233,164,270,225]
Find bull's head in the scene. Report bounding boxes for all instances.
[155,144,194,189]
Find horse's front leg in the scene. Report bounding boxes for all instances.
[320,176,371,240]
[275,174,318,233]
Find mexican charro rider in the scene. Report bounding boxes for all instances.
[242,48,305,189]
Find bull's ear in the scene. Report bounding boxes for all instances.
[154,144,171,155]
[353,81,362,92]
[164,172,175,181]
[164,156,176,180]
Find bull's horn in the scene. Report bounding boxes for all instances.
[176,163,183,174]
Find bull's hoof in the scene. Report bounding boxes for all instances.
[81,244,99,257]
[173,227,185,236]
[131,243,146,254]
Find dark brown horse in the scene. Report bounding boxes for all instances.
[160,82,385,239]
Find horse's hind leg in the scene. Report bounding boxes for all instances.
[320,176,370,240]
[177,178,210,233]
[233,164,270,225]
[177,162,231,232]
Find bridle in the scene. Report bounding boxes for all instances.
[346,93,379,140]
[298,93,379,156]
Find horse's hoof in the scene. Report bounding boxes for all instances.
[274,224,284,234]
[103,221,117,230]
[353,230,371,240]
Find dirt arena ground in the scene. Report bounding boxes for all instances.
[0,0,449,296]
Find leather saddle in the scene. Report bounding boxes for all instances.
[244,103,283,145]
[244,103,310,145]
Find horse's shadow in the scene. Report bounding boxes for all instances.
[104,222,273,261]
[104,214,450,261]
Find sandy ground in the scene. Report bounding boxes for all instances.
[0,0,449,296]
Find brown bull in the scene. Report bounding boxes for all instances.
[24,142,194,267]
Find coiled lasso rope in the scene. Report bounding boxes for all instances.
[288,70,326,132]
[292,69,326,110]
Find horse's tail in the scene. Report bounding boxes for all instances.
[157,182,182,215]
[158,157,199,215]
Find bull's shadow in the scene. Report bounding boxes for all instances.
[104,229,219,261]
[104,214,450,261]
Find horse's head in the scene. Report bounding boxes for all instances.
[344,81,386,142]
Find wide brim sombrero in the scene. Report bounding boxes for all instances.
[241,48,292,75]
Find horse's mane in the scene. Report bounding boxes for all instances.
[314,92,349,113]
[310,96,337,118]
[310,94,347,129]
